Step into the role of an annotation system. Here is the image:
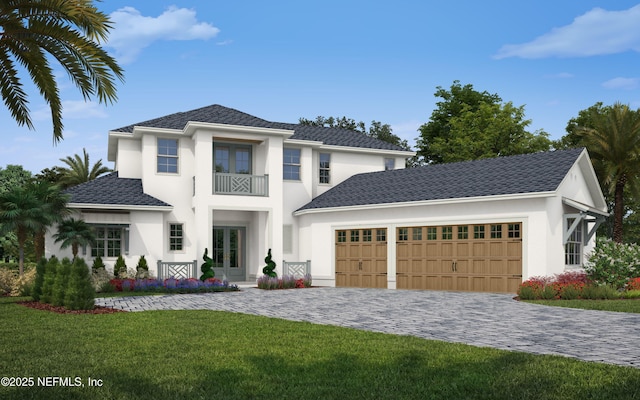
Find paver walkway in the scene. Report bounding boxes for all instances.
[96,287,640,368]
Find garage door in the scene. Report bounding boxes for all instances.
[396,223,522,293]
[335,228,387,288]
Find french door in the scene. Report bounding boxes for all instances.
[212,227,246,281]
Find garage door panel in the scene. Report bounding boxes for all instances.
[396,223,522,293]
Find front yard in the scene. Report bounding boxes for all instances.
[0,296,639,400]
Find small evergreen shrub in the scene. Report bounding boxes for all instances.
[91,255,106,273]
[31,258,47,301]
[52,258,72,306]
[113,255,127,278]
[40,256,59,304]
[135,255,149,279]
[262,248,277,278]
[199,248,215,281]
[13,268,36,297]
[64,258,95,310]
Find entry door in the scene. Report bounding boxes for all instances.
[212,227,246,281]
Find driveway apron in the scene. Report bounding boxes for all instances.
[96,287,640,368]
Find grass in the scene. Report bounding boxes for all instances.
[1,296,639,400]
[524,299,640,313]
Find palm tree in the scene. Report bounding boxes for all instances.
[59,148,111,188]
[32,181,70,259]
[579,102,640,243]
[0,0,124,142]
[53,218,95,259]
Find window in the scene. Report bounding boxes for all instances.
[508,223,520,238]
[458,226,468,240]
[376,229,386,242]
[337,231,346,243]
[398,228,408,241]
[412,227,422,241]
[363,229,372,242]
[214,144,252,174]
[350,230,360,242]
[565,219,583,266]
[92,226,125,257]
[427,227,437,240]
[283,149,301,180]
[442,226,453,240]
[158,138,179,173]
[474,225,485,239]
[490,224,502,239]
[384,158,395,171]
[169,223,183,251]
[319,153,331,184]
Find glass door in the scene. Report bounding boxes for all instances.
[212,226,246,281]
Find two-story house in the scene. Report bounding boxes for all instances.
[46,104,608,293]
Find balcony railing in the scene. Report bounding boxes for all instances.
[213,173,269,196]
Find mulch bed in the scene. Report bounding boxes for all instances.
[17,301,127,314]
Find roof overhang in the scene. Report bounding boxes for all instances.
[69,203,173,212]
[318,144,415,157]
[562,197,609,218]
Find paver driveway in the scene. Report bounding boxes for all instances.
[96,287,640,368]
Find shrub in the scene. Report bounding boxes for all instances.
[257,274,312,290]
[113,255,127,278]
[135,255,149,279]
[621,290,640,299]
[556,283,583,300]
[0,268,15,296]
[554,270,589,285]
[540,285,558,300]
[581,284,620,300]
[91,256,106,273]
[13,268,36,297]
[199,248,215,281]
[262,249,277,278]
[584,239,640,289]
[31,258,47,301]
[40,256,59,304]
[517,279,544,299]
[303,273,312,288]
[91,268,113,292]
[627,277,640,291]
[52,258,72,306]
[64,258,95,310]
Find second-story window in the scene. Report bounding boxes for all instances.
[384,158,395,170]
[319,153,330,184]
[283,148,301,180]
[158,138,179,173]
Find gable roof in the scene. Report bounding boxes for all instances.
[64,172,172,209]
[111,104,408,152]
[296,148,587,213]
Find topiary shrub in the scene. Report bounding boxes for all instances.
[135,255,149,279]
[91,255,106,274]
[52,258,72,306]
[262,248,277,278]
[64,258,95,310]
[199,248,214,282]
[113,255,127,278]
[40,256,58,304]
[31,258,47,301]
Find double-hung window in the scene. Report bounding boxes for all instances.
[319,153,330,184]
[169,223,184,251]
[158,138,179,173]
[565,219,583,266]
[283,148,301,180]
[92,226,125,257]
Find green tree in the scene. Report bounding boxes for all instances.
[0,0,124,142]
[299,116,411,150]
[59,148,111,188]
[34,166,67,186]
[64,257,95,310]
[32,181,70,260]
[53,217,95,259]
[416,81,551,164]
[573,103,640,243]
[0,165,32,193]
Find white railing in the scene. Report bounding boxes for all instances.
[283,260,311,278]
[157,260,198,279]
[213,173,269,196]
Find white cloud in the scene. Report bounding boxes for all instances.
[33,100,108,121]
[494,5,640,59]
[602,77,640,90]
[106,6,220,64]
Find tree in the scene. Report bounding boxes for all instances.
[572,103,640,243]
[34,166,67,186]
[0,0,124,142]
[416,81,551,164]
[299,116,411,150]
[53,217,95,259]
[59,148,111,187]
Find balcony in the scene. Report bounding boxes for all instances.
[213,173,269,196]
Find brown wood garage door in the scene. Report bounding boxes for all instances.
[335,228,387,288]
[396,223,522,293]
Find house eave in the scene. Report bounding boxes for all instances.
[184,121,295,138]
[68,203,173,212]
[294,191,556,216]
[318,144,415,156]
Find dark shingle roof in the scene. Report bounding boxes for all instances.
[297,148,584,212]
[64,172,171,208]
[112,104,407,152]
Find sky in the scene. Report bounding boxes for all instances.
[2,1,640,174]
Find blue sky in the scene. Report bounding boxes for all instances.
[2,1,640,173]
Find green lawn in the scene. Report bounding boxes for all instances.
[1,296,639,400]
[524,299,640,313]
